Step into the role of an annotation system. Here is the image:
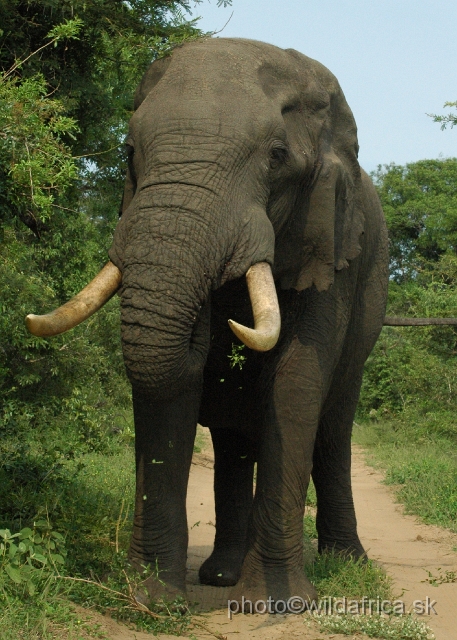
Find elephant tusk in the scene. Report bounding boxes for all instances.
[228,262,281,351]
[25,261,122,337]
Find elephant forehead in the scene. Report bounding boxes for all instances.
[257,59,330,110]
[147,39,322,102]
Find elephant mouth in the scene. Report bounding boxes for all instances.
[25,261,281,352]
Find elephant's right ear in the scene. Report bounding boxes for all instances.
[281,51,365,293]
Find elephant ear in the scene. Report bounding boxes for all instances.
[118,56,173,218]
[284,50,365,292]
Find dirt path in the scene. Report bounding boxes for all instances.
[77,436,457,639]
[351,446,457,640]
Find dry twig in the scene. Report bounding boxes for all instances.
[56,574,227,639]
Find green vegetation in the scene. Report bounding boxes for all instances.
[429,101,457,130]
[0,1,454,637]
[0,446,197,637]
[0,2,205,461]
[0,2,214,636]
[306,552,391,601]
[356,158,457,533]
[314,613,434,639]
[303,502,433,640]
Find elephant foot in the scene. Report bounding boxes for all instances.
[228,553,317,614]
[127,556,187,606]
[199,546,245,587]
[318,537,367,560]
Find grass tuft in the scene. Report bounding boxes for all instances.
[353,421,457,532]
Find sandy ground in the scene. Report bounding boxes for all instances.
[351,446,457,640]
[75,434,457,640]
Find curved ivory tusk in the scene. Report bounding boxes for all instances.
[228,262,281,351]
[26,261,122,337]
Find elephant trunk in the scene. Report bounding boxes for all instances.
[120,262,280,395]
[118,245,210,396]
[25,197,280,395]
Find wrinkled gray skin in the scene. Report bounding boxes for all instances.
[108,38,389,605]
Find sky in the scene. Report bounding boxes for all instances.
[187,0,456,172]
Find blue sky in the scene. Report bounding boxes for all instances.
[188,0,456,172]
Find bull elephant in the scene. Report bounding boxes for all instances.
[26,38,389,607]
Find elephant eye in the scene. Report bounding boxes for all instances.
[269,145,289,169]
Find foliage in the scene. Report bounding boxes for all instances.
[359,158,457,435]
[372,159,457,282]
[0,447,193,637]
[314,612,434,640]
[0,521,66,597]
[0,1,202,158]
[356,156,457,543]
[228,343,246,369]
[354,425,457,532]
[429,101,457,130]
[0,0,205,460]
[0,3,208,635]
[0,72,78,233]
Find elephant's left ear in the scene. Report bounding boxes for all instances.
[291,61,364,292]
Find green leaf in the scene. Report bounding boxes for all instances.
[46,18,84,42]
[51,532,64,541]
[50,553,65,565]
[32,553,47,565]
[5,564,22,583]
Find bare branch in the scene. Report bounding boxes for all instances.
[384,317,457,326]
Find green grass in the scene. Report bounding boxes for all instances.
[0,444,193,638]
[306,553,392,601]
[301,548,433,640]
[0,422,438,640]
[353,418,457,532]
[193,424,208,454]
[313,612,434,639]
[303,477,434,640]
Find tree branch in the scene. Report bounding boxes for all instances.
[384,317,457,326]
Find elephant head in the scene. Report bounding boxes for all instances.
[27,37,364,400]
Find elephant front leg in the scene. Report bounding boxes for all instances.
[230,339,320,607]
[199,428,256,587]
[129,386,199,602]
[312,372,366,558]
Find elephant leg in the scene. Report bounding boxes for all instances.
[129,386,199,602]
[230,338,320,606]
[312,372,366,558]
[199,428,256,587]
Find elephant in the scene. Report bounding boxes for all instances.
[26,38,389,607]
